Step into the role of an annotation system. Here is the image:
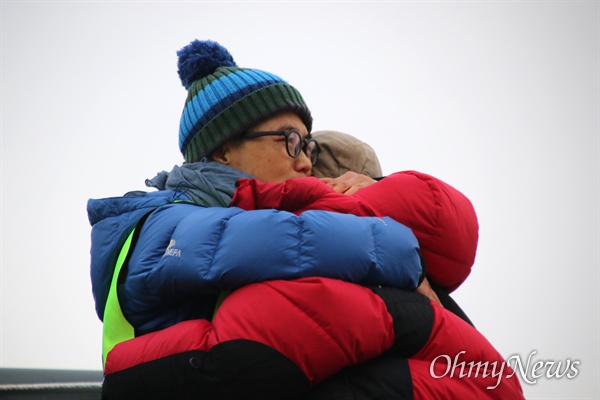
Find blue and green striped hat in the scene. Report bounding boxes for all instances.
[177,40,313,163]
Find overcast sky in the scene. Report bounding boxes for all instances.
[1,2,598,399]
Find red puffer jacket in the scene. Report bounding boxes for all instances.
[102,173,523,399]
[232,171,479,292]
[104,278,524,399]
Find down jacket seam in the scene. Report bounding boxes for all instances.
[263,281,356,365]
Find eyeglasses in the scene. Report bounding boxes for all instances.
[243,129,320,166]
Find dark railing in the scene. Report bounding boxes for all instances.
[0,368,103,400]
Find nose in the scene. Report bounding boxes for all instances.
[294,149,312,176]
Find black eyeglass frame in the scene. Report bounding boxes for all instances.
[243,129,320,166]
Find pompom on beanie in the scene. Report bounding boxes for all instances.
[177,39,313,163]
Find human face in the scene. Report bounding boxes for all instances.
[215,111,313,182]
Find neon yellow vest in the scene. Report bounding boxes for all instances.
[102,228,136,367]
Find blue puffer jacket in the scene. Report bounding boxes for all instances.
[87,162,423,334]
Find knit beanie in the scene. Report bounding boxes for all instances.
[311,131,383,179]
[177,40,313,163]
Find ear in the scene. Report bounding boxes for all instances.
[211,142,232,164]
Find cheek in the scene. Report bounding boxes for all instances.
[261,145,285,167]
[256,151,291,182]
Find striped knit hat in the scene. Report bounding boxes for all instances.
[177,40,313,163]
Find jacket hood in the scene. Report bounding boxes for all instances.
[88,159,250,320]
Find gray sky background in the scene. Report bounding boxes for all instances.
[1,2,598,399]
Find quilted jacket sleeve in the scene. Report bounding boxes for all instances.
[233,172,479,292]
[121,203,422,331]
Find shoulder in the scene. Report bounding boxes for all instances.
[87,190,185,226]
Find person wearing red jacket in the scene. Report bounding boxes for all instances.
[228,131,523,399]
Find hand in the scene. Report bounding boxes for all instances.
[416,277,443,307]
[320,172,377,195]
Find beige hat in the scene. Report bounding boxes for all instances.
[311,131,383,179]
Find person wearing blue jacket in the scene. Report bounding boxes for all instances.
[89,39,528,400]
[88,39,427,388]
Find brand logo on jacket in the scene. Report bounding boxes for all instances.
[430,350,580,389]
[164,240,181,257]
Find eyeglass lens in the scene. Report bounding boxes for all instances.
[305,140,318,166]
[286,130,302,157]
[286,131,319,166]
